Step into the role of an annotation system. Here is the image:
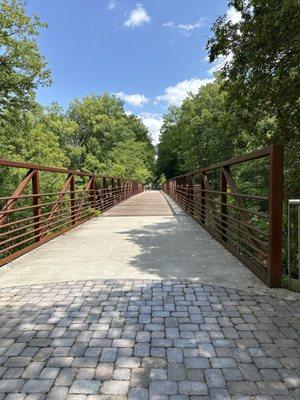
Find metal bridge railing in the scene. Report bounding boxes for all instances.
[288,199,300,291]
[163,145,284,288]
[0,159,143,267]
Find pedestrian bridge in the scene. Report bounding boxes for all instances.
[0,191,265,291]
[0,145,285,288]
[0,149,299,399]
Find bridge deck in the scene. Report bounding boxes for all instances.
[0,191,299,399]
[0,191,266,292]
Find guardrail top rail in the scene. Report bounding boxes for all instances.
[163,145,284,288]
[0,159,144,267]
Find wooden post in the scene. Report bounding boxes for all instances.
[220,169,228,242]
[32,170,41,242]
[268,144,284,288]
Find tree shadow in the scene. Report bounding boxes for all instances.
[116,213,262,290]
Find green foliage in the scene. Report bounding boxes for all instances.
[64,94,154,180]
[0,109,67,166]
[0,94,154,185]
[105,138,153,182]
[207,0,300,197]
[0,0,51,119]
[156,81,236,178]
[158,174,166,185]
[207,0,300,139]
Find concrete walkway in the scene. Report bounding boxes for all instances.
[0,191,268,293]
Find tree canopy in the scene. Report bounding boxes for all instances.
[207,0,300,143]
[156,80,236,179]
[0,0,51,120]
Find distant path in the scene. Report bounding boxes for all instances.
[103,191,173,216]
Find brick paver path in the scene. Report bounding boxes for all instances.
[0,280,299,399]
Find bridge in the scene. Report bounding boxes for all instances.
[0,147,299,399]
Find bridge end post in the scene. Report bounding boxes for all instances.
[267,144,284,288]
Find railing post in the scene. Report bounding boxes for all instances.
[220,168,228,242]
[103,178,107,200]
[200,174,206,225]
[111,178,115,203]
[268,144,284,288]
[117,178,121,202]
[92,176,97,210]
[119,180,122,201]
[70,174,76,224]
[32,170,41,242]
[188,176,194,215]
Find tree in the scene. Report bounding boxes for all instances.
[207,0,300,140]
[207,0,300,196]
[0,108,66,166]
[105,139,153,182]
[0,0,51,119]
[156,106,185,179]
[156,81,236,179]
[0,108,68,199]
[64,94,155,180]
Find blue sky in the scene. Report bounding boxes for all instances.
[26,0,235,143]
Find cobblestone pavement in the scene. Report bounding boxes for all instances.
[0,280,299,399]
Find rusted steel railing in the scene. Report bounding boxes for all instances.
[163,145,284,288]
[0,159,143,267]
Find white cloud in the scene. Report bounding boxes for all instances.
[139,113,163,145]
[226,7,242,24]
[163,18,206,36]
[156,78,213,107]
[162,21,175,29]
[116,92,149,107]
[107,0,118,10]
[124,4,151,28]
[207,52,233,75]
